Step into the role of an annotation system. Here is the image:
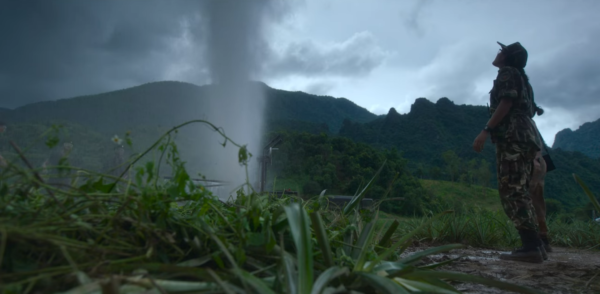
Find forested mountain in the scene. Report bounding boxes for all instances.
[1,81,376,135]
[338,97,600,208]
[339,97,495,168]
[553,118,600,159]
[1,81,598,210]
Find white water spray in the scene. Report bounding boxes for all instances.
[201,1,271,200]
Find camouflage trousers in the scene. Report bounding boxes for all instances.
[495,141,539,232]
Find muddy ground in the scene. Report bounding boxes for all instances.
[402,245,600,294]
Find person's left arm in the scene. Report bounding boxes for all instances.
[473,68,518,152]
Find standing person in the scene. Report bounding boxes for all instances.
[530,148,550,252]
[473,41,545,263]
[529,112,555,253]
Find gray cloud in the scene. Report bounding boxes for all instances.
[403,0,433,37]
[305,81,336,95]
[266,31,393,78]
[0,0,203,108]
[2,0,369,109]
[415,40,494,104]
[527,29,600,112]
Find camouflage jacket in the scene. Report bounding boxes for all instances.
[489,66,542,149]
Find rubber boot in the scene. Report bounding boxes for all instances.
[540,235,552,253]
[499,230,544,263]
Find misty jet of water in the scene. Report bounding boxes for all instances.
[202,1,269,200]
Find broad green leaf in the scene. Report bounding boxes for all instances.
[353,218,375,260]
[176,255,212,267]
[310,211,335,268]
[284,203,314,294]
[377,219,399,252]
[358,272,410,294]
[311,266,349,294]
[353,217,378,272]
[282,252,298,294]
[234,268,276,294]
[372,262,415,276]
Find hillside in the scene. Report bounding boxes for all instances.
[553,118,600,158]
[2,82,598,209]
[339,97,496,167]
[419,179,502,212]
[0,81,376,135]
[339,97,600,207]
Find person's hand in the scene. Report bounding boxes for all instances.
[473,131,488,153]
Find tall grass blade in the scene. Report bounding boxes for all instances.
[353,218,378,272]
[234,268,276,294]
[284,203,313,294]
[352,219,375,260]
[358,272,410,294]
[367,210,452,271]
[343,160,386,215]
[310,211,334,268]
[377,219,399,252]
[573,174,600,213]
[282,252,298,294]
[310,266,349,294]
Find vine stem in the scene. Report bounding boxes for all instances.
[107,119,248,193]
[9,141,66,213]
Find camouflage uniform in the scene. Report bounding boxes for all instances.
[489,66,542,232]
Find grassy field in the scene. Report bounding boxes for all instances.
[271,176,502,210]
[419,179,502,212]
[0,121,555,294]
[2,121,598,293]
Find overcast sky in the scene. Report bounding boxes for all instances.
[1,0,599,145]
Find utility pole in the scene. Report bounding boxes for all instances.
[259,135,283,193]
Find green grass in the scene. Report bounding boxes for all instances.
[391,211,600,250]
[420,179,502,212]
[0,121,548,294]
[270,177,304,194]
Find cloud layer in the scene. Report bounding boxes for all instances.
[1,0,599,145]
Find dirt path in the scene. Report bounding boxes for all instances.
[402,246,600,294]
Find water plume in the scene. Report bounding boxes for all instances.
[200,1,276,199]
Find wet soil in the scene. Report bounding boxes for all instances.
[402,246,600,294]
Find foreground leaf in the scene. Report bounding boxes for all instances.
[234,268,276,294]
[311,266,349,294]
[358,272,410,294]
[284,203,314,294]
[343,160,386,215]
[573,174,600,213]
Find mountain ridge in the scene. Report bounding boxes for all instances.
[339,97,600,207]
[0,81,377,135]
[1,81,598,208]
[553,118,600,158]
